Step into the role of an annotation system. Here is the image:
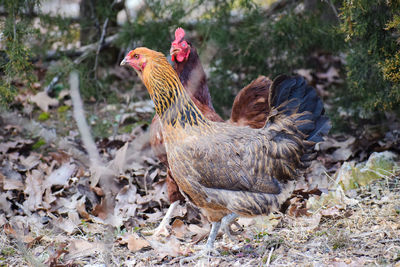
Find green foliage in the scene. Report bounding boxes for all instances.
[339,0,400,111]
[203,2,344,114]
[0,0,40,105]
[116,0,343,116]
[32,138,46,150]
[38,112,50,121]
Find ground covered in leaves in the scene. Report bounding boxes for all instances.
[1,58,400,266]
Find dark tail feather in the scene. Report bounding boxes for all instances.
[269,75,331,142]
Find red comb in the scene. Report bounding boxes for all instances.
[174,27,185,42]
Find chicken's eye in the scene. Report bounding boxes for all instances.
[181,42,186,48]
[134,54,139,59]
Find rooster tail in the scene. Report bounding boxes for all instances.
[229,76,272,128]
[268,75,331,143]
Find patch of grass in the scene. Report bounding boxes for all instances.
[57,105,70,113]
[38,112,50,121]
[1,247,16,257]
[328,230,351,250]
[32,138,46,150]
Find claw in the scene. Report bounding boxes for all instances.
[220,213,242,240]
[179,221,221,265]
[179,246,219,266]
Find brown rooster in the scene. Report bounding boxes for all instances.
[149,27,271,236]
[121,48,330,256]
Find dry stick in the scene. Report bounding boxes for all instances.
[265,247,274,266]
[69,71,102,166]
[70,71,115,264]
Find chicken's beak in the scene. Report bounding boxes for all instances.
[120,58,128,66]
[170,47,180,56]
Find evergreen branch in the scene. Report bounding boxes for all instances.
[44,33,118,93]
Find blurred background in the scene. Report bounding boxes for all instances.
[1,0,399,134]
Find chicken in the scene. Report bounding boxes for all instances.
[149,27,271,236]
[121,48,330,256]
[170,27,272,128]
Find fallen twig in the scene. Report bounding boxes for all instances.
[265,247,274,266]
[69,71,102,166]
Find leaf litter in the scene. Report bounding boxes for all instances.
[1,59,400,266]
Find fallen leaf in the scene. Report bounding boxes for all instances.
[45,243,68,266]
[30,91,59,112]
[120,233,151,252]
[3,223,16,236]
[19,154,40,171]
[114,185,138,219]
[23,169,45,211]
[76,196,90,220]
[146,211,165,223]
[65,240,104,261]
[54,216,77,235]
[189,224,210,244]
[171,219,186,238]
[149,236,182,259]
[26,236,43,249]
[45,163,76,187]
[3,176,24,190]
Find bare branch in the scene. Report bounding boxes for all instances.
[69,71,102,166]
[93,17,109,79]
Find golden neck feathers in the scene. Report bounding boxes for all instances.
[142,53,209,128]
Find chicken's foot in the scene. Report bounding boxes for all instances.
[146,200,179,237]
[220,213,242,240]
[179,221,221,265]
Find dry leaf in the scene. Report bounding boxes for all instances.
[30,91,59,112]
[3,223,16,236]
[23,169,45,211]
[115,185,138,219]
[171,219,186,239]
[19,154,40,171]
[76,196,90,219]
[188,224,210,244]
[54,216,77,235]
[3,176,24,190]
[65,240,104,261]
[113,142,129,173]
[149,236,182,259]
[45,163,76,187]
[120,233,151,252]
[92,198,109,220]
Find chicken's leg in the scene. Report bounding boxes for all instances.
[205,221,221,249]
[150,200,179,237]
[180,221,221,265]
[220,213,242,240]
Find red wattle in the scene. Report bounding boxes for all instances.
[177,54,185,62]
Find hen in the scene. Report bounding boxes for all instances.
[121,48,330,255]
[149,27,271,236]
